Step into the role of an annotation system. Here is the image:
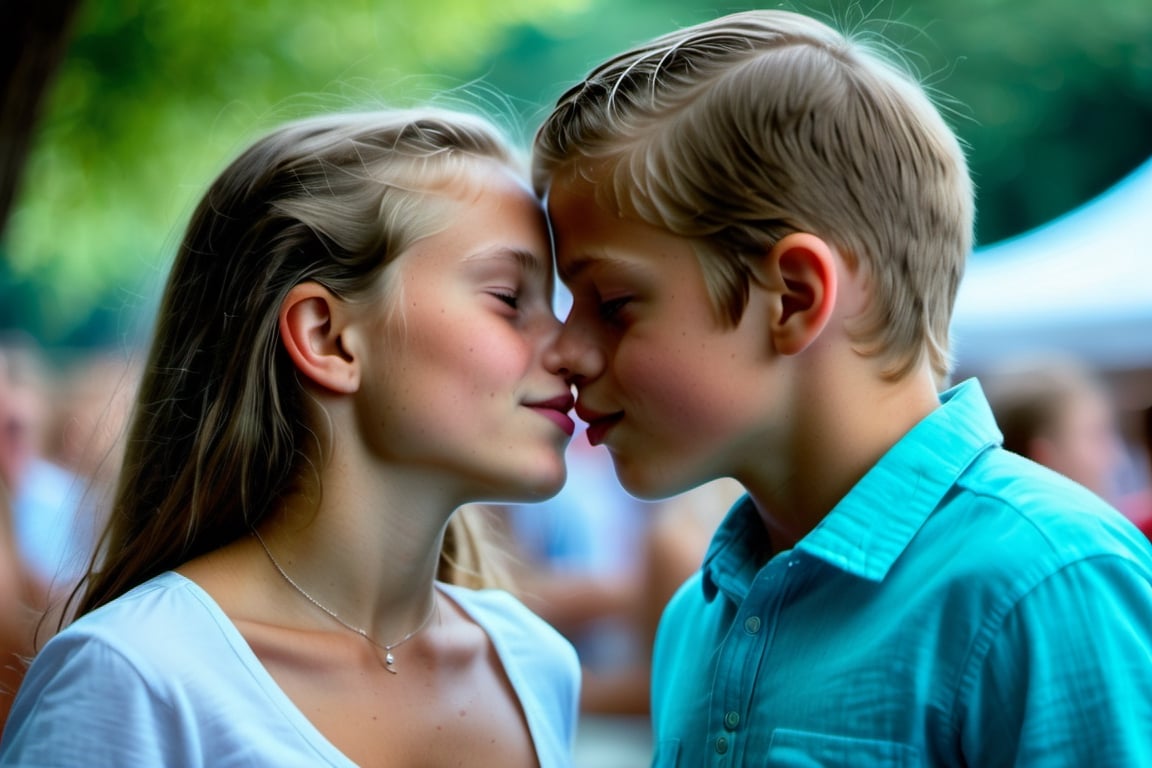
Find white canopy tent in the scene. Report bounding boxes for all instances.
[951,156,1152,374]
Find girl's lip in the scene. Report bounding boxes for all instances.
[584,413,622,446]
[526,393,577,437]
[531,407,576,437]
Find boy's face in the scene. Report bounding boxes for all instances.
[546,173,777,500]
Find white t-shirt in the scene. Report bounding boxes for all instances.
[1,572,580,767]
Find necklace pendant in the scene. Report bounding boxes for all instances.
[384,651,397,674]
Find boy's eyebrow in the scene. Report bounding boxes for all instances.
[557,254,604,282]
[558,253,642,283]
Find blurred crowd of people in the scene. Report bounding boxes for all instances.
[0,334,138,731]
[1,330,1150,739]
[980,355,1152,538]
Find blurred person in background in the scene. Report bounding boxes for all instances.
[1119,403,1152,539]
[982,356,1133,509]
[0,335,54,539]
[0,339,51,736]
[500,430,652,715]
[0,495,40,740]
[0,335,102,597]
[504,469,744,718]
[39,351,140,588]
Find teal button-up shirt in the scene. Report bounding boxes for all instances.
[652,379,1152,767]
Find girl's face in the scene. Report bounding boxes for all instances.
[354,164,574,503]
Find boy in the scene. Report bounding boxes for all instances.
[535,10,1152,766]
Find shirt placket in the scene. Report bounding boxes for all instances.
[707,553,797,766]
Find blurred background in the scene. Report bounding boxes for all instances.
[3,0,1152,763]
[5,0,1152,353]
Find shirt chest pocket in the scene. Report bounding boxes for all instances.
[766,729,921,767]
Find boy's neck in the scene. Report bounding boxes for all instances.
[742,364,942,550]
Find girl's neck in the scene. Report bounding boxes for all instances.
[262,474,452,638]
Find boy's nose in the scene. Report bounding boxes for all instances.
[544,321,604,384]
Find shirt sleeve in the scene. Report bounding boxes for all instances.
[0,630,201,767]
[962,554,1152,767]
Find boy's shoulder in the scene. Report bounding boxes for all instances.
[956,446,1152,569]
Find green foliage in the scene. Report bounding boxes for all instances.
[6,0,1152,347]
[4,0,591,346]
[473,0,1152,246]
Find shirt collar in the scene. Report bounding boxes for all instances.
[702,378,1002,600]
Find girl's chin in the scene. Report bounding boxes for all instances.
[500,471,569,504]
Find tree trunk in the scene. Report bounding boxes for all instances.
[0,0,85,238]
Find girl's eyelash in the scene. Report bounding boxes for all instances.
[492,291,519,309]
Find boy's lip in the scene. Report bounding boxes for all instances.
[584,414,622,446]
[577,404,623,446]
[525,393,577,437]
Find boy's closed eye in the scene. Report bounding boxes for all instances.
[598,296,631,321]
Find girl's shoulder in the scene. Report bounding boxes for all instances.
[437,582,579,669]
[56,572,221,649]
[29,572,251,695]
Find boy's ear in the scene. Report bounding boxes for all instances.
[763,232,838,356]
[278,283,359,394]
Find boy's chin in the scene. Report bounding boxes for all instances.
[612,460,698,502]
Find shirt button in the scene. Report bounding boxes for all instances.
[724,711,740,730]
[715,736,729,754]
[744,616,761,634]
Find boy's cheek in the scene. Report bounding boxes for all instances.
[618,351,756,436]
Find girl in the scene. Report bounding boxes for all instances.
[0,108,580,767]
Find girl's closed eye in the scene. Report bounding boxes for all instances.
[490,290,519,310]
[481,287,523,313]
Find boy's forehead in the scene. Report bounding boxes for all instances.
[544,170,602,219]
[543,161,702,285]
[544,158,630,215]
[544,176,614,278]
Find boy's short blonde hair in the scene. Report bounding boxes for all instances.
[533,10,973,381]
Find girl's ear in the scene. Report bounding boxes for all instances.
[762,232,838,356]
[278,283,359,394]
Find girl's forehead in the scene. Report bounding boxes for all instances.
[428,157,530,198]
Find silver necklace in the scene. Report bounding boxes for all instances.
[252,530,437,674]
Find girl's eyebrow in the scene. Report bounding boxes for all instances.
[465,247,547,276]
